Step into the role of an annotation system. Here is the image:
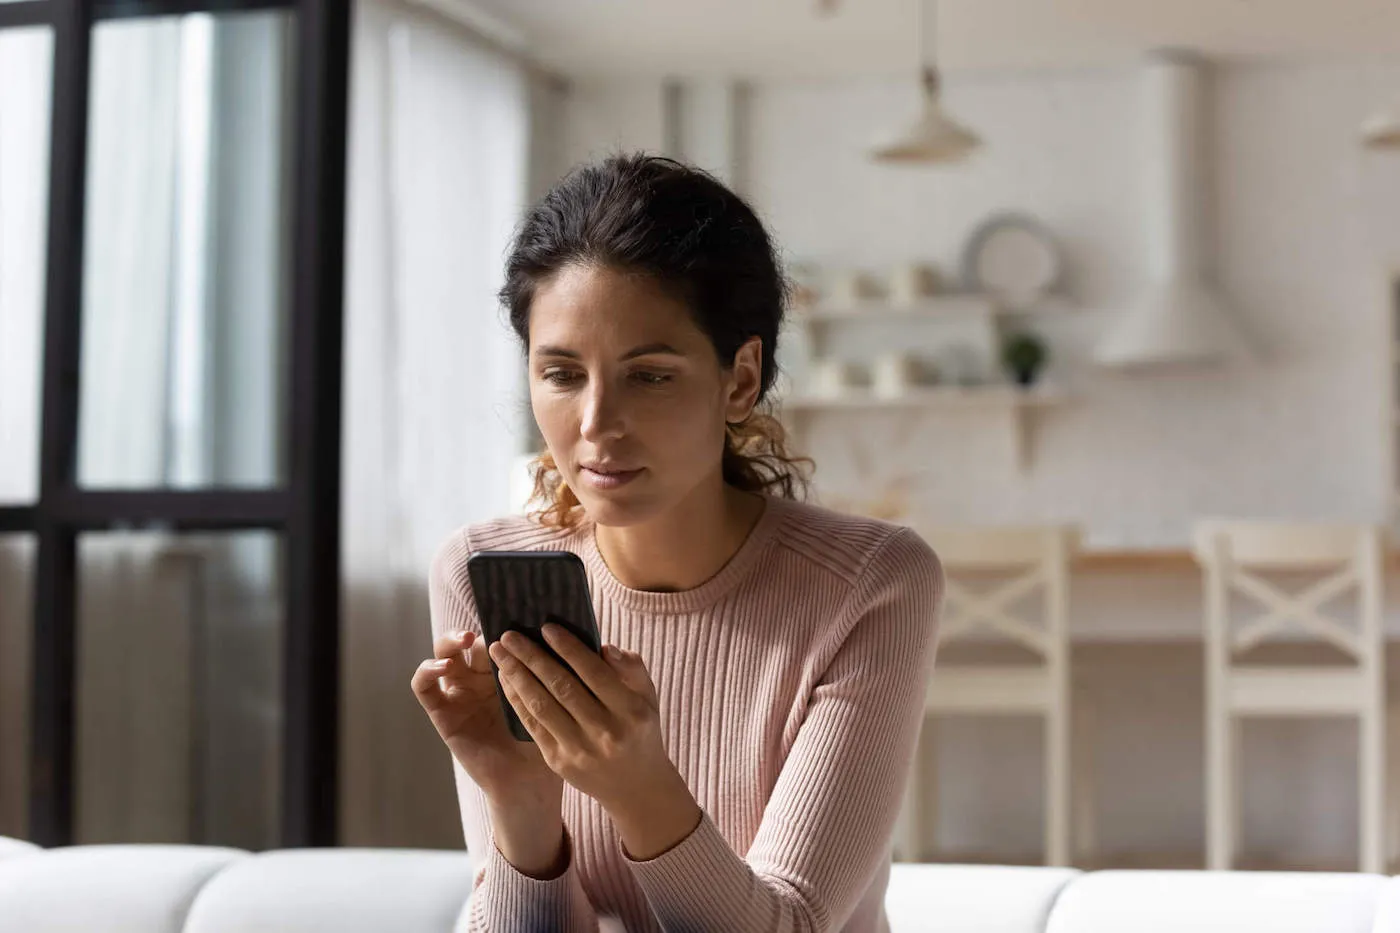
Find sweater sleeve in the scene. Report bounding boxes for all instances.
[428,529,601,933]
[620,527,943,933]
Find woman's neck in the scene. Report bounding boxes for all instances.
[593,481,766,593]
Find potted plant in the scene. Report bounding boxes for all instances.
[1001,331,1048,387]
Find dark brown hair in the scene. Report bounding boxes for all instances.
[499,153,811,526]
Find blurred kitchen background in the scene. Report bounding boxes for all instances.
[3,0,1400,874]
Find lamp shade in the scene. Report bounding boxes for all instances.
[1362,107,1400,149]
[872,68,980,164]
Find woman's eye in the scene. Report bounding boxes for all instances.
[541,370,582,387]
[630,371,673,387]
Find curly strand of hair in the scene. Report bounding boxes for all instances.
[721,408,813,501]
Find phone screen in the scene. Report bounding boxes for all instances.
[465,550,601,742]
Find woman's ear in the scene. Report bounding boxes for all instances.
[725,337,764,423]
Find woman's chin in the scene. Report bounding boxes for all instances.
[575,486,661,528]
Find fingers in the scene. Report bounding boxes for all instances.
[410,654,458,713]
[539,624,635,711]
[497,675,548,746]
[491,638,589,746]
[465,635,493,674]
[432,629,496,677]
[433,629,474,660]
[493,633,609,727]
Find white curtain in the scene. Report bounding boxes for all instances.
[340,0,531,847]
[0,27,52,505]
[0,25,53,838]
[70,24,191,843]
[0,13,291,846]
[75,14,290,848]
[0,1,532,848]
[77,19,184,488]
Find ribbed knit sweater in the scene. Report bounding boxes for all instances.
[427,495,944,932]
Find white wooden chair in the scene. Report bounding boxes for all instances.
[896,525,1080,867]
[1192,521,1386,873]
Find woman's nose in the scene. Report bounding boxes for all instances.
[580,382,626,441]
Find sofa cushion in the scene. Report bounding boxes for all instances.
[1046,871,1387,933]
[885,863,1081,932]
[1372,876,1400,933]
[0,844,245,933]
[0,836,40,862]
[183,848,473,933]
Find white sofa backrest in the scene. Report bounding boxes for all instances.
[1044,870,1389,933]
[0,844,245,933]
[1374,878,1400,933]
[183,848,472,933]
[0,836,38,862]
[885,863,1081,932]
[1,837,1396,933]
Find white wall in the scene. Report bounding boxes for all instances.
[751,64,1400,549]
[559,60,1400,868]
[561,62,1400,551]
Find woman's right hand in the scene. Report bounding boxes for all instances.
[411,629,563,806]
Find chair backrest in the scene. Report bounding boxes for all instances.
[1192,521,1383,661]
[917,525,1079,657]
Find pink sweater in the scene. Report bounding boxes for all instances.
[428,495,943,932]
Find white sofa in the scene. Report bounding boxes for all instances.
[0,835,1396,932]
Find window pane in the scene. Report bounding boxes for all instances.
[77,530,282,848]
[0,28,53,505]
[78,11,294,489]
[0,535,35,839]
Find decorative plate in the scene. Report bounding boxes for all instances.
[960,212,1061,311]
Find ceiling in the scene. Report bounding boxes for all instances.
[454,0,1400,79]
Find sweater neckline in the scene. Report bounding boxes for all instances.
[580,495,788,614]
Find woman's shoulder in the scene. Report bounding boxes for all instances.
[462,512,583,553]
[772,497,942,592]
[429,513,584,592]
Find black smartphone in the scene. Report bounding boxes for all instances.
[465,550,602,743]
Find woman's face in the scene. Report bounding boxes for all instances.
[528,263,762,528]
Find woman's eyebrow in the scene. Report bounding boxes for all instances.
[534,345,580,359]
[620,343,684,360]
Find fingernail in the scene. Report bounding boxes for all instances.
[432,658,451,670]
[606,645,622,660]
[542,623,560,640]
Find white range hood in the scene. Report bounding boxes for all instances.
[1095,50,1251,369]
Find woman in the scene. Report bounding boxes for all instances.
[413,153,943,932]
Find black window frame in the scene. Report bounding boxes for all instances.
[0,0,350,848]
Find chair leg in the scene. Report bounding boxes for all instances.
[1390,702,1400,873]
[1207,707,1236,871]
[1047,705,1071,867]
[1361,706,1385,874]
[1072,686,1098,868]
[923,718,940,860]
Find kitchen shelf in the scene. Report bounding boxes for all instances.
[780,292,1071,473]
[780,384,1066,411]
[795,293,1071,323]
[778,385,1068,469]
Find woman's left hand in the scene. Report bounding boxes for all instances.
[488,624,691,822]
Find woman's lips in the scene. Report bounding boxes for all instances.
[578,465,644,490]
